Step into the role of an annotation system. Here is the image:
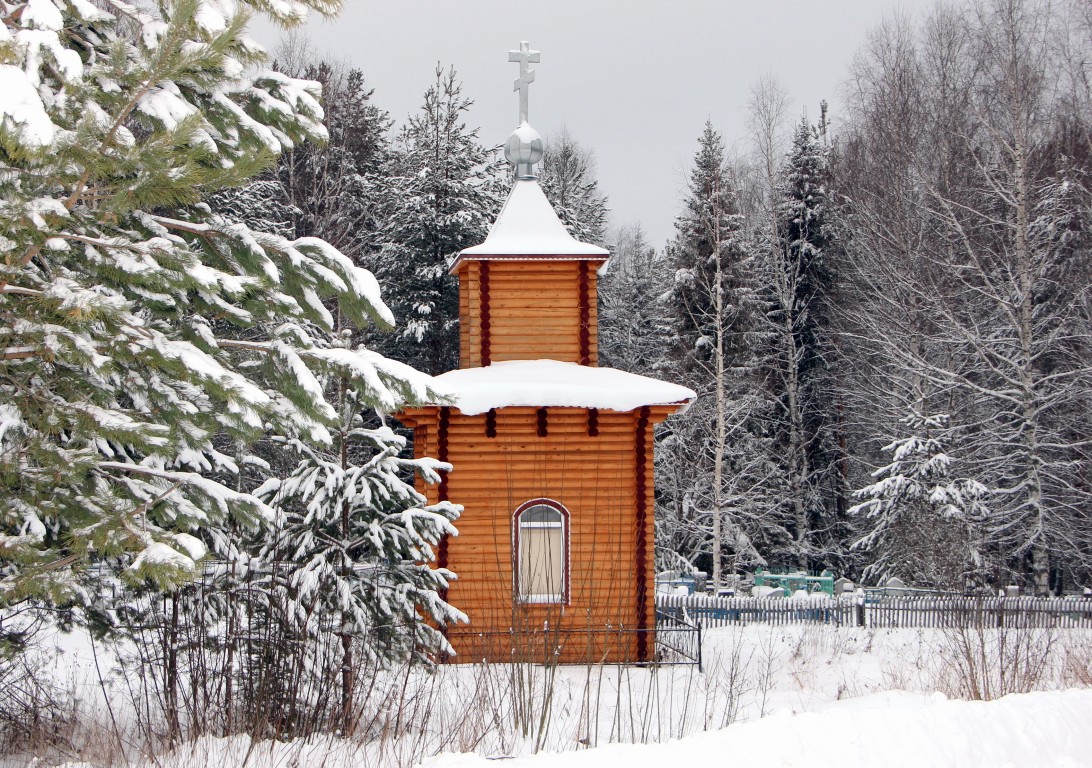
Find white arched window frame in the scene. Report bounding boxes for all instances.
[513,499,570,604]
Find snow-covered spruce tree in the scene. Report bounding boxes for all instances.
[849,412,990,589]
[598,223,670,375]
[0,0,458,654]
[539,128,609,247]
[257,363,463,733]
[662,122,777,589]
[372,66,504,375]
[206,177,299,239]
[765,114,848,571]
[597,224,707,576]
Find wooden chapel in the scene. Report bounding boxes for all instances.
[397,42,694,664]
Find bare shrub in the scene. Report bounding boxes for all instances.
[938,619,1059,700]
[0,609,78,758]
[1060,635,1092,688]
[0,647,72,755]
[703,631,751,730]
[752,627,783,717]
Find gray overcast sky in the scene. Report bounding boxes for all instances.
[251,1,912,248]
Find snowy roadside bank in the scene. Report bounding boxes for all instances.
[421,689,1092,768]
[30,689,1091,768]
[7,623,1090,767]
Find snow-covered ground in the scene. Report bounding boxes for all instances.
[30,689,1089,768]
[8,623,1092,767]
[421,690,1092,767]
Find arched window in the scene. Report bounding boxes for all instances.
[513,499,569,603]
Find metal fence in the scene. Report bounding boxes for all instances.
[656,593,1092,630]
[654,607,702,670]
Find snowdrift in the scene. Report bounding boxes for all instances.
[422,689,1092,768]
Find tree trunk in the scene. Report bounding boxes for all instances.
[164,595,180,742]
[711,178,726,594]
[1009,48,1048,596]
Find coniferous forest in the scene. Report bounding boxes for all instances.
[207,0,1092,601]
[1,0,1091,761]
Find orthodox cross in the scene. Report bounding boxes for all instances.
[508,41,540,124]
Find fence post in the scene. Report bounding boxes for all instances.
[697,620,703,673]
[855,588,866,627]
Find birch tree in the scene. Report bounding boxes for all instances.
[925,0,1092,593]
[839,0,1092,591]
[664,123,774,587]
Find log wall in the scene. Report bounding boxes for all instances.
[399,405,673,664]
[457,259,598,368]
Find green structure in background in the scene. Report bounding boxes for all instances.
[753,568,835,596]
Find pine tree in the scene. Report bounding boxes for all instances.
[209,59,391,261]
[257,353,463,731]
[372,66,504,374]
[850,412,991,589]
[0,0,455,645]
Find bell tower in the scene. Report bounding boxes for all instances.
[451,41,609,368]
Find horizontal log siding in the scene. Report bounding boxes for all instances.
[396,405,675,663]
[459,261,480,368]
[444,628,650,665]
[412,424,430,498]
[456,260,598,367]
[445,409,632,634]
[458,264,469,368]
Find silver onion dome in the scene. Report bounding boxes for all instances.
[505,121,544,179]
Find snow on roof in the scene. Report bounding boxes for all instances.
[457,179,610,261]
[429,359,695,415]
